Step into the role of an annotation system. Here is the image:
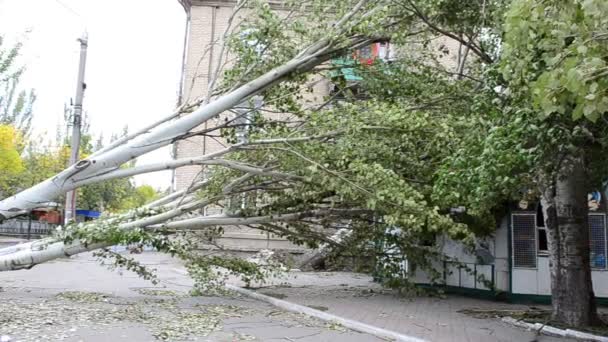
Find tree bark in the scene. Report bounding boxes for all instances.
[299,228,351,270]
[540,154,602,326]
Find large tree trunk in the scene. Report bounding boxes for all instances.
[540,154,602,326]
[299,228,351,270]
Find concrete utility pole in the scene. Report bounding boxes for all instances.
[64,32,88,225]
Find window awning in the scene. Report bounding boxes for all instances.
[76,209,101,218]
[329,58,363,81]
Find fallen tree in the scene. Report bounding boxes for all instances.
[0,0,379,221]
[2,0,605,328]
[0,0,484,285]
[0,0,420,274]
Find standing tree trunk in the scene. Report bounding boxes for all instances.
[540,154,602,326]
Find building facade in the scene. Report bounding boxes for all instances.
[174,0,334,191]
[173,1,470,252]
[174,0,463,189]
[410,198,608,303]
[174,0,236,191]
[174,0,333,252]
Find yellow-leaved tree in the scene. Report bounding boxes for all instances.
[0,124,24,196]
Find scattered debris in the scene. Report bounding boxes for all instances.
[266,311,328,329]
[135,288,180,297]
[306,305,329,311]
[325,321,347,332]
[261,291,288,299]
[460,307,608,338]
[56,291,113,303]
[458,307,549,320]
[502,317,608,342]
[230,284,426,342]
[1,291,253,342]
[234,333,257,341]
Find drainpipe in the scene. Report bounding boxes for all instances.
[202,6,218,176]
[172,4,191,191]
[176,7,191,107]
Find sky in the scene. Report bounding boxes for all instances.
[0,0,187,190]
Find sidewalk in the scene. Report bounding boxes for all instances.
[237,272,574,342]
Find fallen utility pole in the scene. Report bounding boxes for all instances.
[64,32,88,225]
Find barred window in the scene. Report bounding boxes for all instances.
[589,214,607,269]
[512,214,537,268]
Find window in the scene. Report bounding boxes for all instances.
[353,42,394,65]
[512,214,537,268]
[536,204,548,253]
[513,212,608,270]
[537,227,548,253]
[357,45,374,61]
[377,42,392,61]
[589,214,607,269]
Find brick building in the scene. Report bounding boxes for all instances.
[172,1,463,251]
[173,0,334,251]
[174,0,232,191]
[173,0,463,190]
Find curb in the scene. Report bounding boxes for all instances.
[501,317,608,341]
[225,284,427,342]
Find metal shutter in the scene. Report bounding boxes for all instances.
[589,214,607,269]
[512,214,537,268]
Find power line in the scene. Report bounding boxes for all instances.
[53,0,83,19]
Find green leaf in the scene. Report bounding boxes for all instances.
[572,104,584,120]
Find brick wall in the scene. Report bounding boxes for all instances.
[175,4,234,190]
[174,2,331,190]
[173,1,465,252]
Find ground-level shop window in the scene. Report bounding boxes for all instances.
[512,211,607,269]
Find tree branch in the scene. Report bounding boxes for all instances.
[145,180,209,208]
[401,0,494,64]
[149,208,370,230]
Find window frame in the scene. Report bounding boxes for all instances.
[537,226,549,256]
